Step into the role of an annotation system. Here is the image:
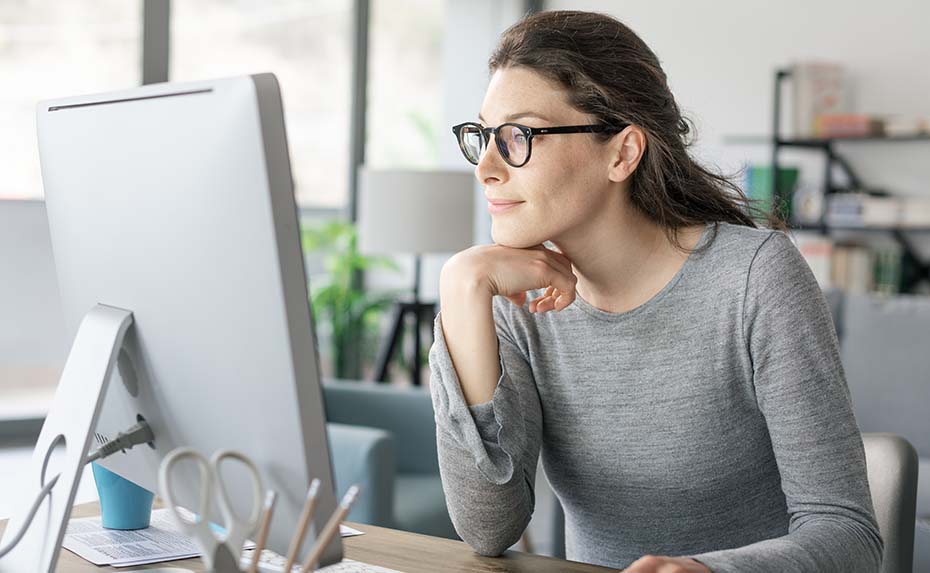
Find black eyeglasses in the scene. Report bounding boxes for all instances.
[452,121,627,168]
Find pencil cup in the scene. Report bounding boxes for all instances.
[92,462,155,530]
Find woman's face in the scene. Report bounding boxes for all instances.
[476,66,620,248]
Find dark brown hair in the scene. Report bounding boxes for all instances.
[489,10,786,251]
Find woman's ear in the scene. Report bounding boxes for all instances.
[607,126,646,183]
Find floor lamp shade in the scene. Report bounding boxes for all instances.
[358,169,476,255]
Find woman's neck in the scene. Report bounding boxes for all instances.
[552,203,704,314]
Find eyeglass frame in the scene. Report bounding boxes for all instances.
[451,121,629,168]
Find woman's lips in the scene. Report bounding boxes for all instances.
[487,199,524,214]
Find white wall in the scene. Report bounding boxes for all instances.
[544,1,930,262]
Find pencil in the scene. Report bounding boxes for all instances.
[248,490,278,573]
[283,478,321,573]
[299,485,360,573]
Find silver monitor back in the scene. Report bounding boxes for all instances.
[36,74,341,565]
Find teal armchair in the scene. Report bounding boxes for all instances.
[323,379,457,539]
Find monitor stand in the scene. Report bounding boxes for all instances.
[0,304,133,573]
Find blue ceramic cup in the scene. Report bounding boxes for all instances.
[92,462,155,530]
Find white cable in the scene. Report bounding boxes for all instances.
[0,419,154,560]
[0,473,59,559]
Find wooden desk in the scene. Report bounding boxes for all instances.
[1,503,615,573]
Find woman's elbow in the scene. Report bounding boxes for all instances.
[460,528,521,557]
[450,509,529,557]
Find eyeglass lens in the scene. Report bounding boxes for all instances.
[459,125,484,164]
[458,124,529,167]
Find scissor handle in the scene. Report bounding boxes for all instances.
[158,447,218,567]
[210,449,264,559]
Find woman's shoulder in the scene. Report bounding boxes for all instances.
[692,221,791,272]
[707,222,820,305]
[704,221,785,258]
[685,222,796,293]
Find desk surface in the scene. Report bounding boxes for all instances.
[0,502,615,573]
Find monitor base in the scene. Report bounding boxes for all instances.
[0,304,133,572]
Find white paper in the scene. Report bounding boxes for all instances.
[63,509,203,566]
[339,524,365,538]
[64,508,365,568]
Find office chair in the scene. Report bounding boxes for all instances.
[322,379,458,540]
[839,294,930,571]
[863,433,919,573]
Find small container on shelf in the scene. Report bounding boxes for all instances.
[824,193,902,228]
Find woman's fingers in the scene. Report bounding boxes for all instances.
[554,288,575,310]
[536,258,577,296]
[532,285,577,314]
[528,286,554,312]
[527,253,578,314]
[535,295,557,313]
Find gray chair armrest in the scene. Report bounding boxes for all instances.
[324,380,438,475]
[326,422,396,527]
[863,433,919,573]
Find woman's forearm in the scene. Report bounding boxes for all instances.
[438,265,502,406]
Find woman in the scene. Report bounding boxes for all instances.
[428,10,882,573]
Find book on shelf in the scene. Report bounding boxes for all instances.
[793,234,833,288]
[832,244,875,294]
[825,193,900,227]
[792,233,902,294]
[812,114,930,139]
[825,193,930,228]
[813,114,884,138]
[744,165,799,221]
[899,197,930,227]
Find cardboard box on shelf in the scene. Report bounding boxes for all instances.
[792,62,848,139]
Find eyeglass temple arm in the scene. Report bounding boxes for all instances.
[530,124,628,135]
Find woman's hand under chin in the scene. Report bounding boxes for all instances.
[441,243,578,312]
[622,555,712,573]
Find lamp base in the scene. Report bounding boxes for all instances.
[374,300,436,385]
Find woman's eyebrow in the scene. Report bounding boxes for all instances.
[477,111,552,123]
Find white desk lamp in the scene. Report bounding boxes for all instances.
[357,169,475,385]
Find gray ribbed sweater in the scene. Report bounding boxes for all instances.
[428,222,883,572]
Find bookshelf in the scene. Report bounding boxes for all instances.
[725,134,930,147]
[753,68,930,293]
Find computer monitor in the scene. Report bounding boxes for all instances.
[20,74,341,568]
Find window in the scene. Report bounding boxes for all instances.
[0,0,141,422]
[171,0,353,209]
[366,0,444,169]
[0,0,450,421]
[0,0,141,199]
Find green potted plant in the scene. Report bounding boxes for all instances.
[301,219,399,380]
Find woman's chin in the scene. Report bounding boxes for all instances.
[491,225,548,249]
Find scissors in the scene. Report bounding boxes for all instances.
[158,447,264,573]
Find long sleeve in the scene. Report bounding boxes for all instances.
[692,232,883,573]
[427,305,543,556]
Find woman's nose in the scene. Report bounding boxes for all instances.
[475,137,508,184]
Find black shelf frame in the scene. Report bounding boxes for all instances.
[771,68,930,293]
